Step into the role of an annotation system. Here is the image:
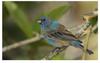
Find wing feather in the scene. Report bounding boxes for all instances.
[46,23,82,44]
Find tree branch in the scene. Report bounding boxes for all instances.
[42,46,69,60]
[3,32,42,52]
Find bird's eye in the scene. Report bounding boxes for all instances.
[42,19,46,21]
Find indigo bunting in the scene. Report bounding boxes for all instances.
[37,16,93,55]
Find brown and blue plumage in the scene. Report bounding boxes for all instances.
[37,16,93,55]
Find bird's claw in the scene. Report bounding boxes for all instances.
[52,46,69,54]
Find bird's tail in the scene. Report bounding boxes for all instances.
[86,49,94,55]
[79,44,94,55]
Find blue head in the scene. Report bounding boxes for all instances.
[37,16,50,29]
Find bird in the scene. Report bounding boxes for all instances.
[37,16,94,55]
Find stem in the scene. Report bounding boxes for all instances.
[81,26,92,60]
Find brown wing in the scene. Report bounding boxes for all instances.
[57,24,78,38]
[57,24,72,34]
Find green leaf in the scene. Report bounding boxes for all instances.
[4,2,33,38]
[47,5,70,20]
[89,16,98,27]
[89,15,98,33]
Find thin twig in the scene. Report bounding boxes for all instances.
[85,26,93,59]
[81,26,92,60]
[3,32,42,52]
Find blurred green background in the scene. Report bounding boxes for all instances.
[3,1,97,60]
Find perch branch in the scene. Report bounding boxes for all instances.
[42,46,68,60]
[3,32,42,52]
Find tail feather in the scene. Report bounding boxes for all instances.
[86,49,94,55]
[79,44,84,48]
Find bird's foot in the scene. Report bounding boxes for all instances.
[51,47,61,53]
[52,46,69,54]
